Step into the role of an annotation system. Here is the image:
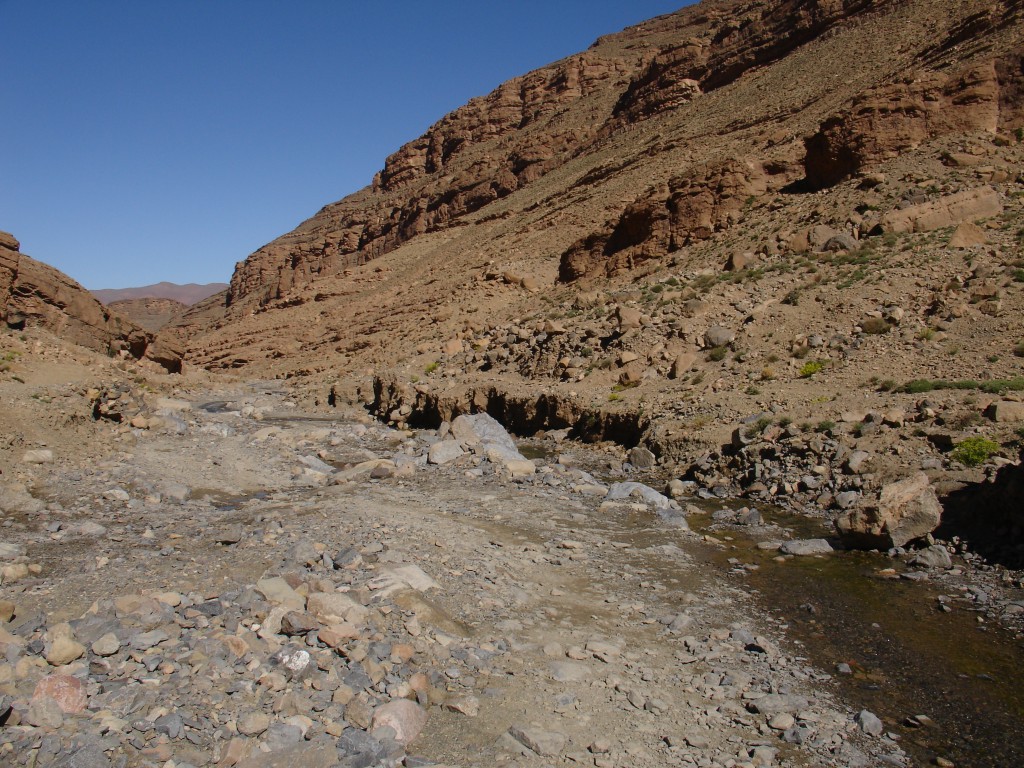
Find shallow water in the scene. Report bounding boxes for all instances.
[687,506,1024,768]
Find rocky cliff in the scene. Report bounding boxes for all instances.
[0,232,183,372]
[167,0,1024,517]
[185,0,1021,325]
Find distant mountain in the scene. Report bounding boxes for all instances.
[91,282,227,306]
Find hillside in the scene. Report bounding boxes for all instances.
[164,0,1024,546]
[105,297,189,333]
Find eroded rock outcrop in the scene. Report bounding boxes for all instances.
[612,0,891,125]
[0,231,181,372]
[877,186,1003,234]
[559,159,769,281]
[804,59,1022,188]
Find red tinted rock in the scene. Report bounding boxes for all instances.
[32,674,87,714]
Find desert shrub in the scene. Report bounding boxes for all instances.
[950,437,1000,467]
[745,416,772,438]
[799,360,825,378]
[816,420,836,433]
[708,346,728,362]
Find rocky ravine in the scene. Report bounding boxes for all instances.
[0,345,928,768]
[152,0,1024,567]
[3,329,1024,768]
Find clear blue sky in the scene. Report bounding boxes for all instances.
[1,1,687,290]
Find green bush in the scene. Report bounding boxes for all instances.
[799,360,825,378]
[950,437,1000,467]
[707,346,728,362]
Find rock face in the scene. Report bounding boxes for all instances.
[212,0,939,308]
[804,58,1020,188]
[835,473,942,549]
[0,232,180,371]
[168,0,1024,385]
[559,159,770,281]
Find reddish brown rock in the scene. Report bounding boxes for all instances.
[0,231,182,372]
[32,674,87,714]
[559,159,768,281]
[804,61,1008,188]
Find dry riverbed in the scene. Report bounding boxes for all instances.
[1,381,1013,768]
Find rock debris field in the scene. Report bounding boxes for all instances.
[0,385,929,768]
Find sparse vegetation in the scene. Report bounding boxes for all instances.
[745,416,772,438]
[816,420,835,434]
[900,378,1024,395]
[707,346,728,362]
[424,361,440,374]
[950,437,1000,467]
[799,360,826,378]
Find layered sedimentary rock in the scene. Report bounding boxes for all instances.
[559,159,771,281]
[804,57,1024,188]
[0,232,181,372]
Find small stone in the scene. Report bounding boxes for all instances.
[22,449,53,464]
[91,632,121,657]
[768,713,795,730]
[508,724,567,756]
[32,674,87,714]
[27,695,64,728]
[237,711,270,736]
[443,695,480,717]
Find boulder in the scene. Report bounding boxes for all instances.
[606,482,673,510]
[668,352,697,379]
[427,439,464,465]
[878,187,1002,235]
[780,539,833,556]
[704,325,735,348]
[835,473,941,549]
[910,545,953,569]
[450,413,531,474]
[371,699,427,744]
[985,401,1024,423]
[948,221,988,248]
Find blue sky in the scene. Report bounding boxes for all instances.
[1,2,686,289]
